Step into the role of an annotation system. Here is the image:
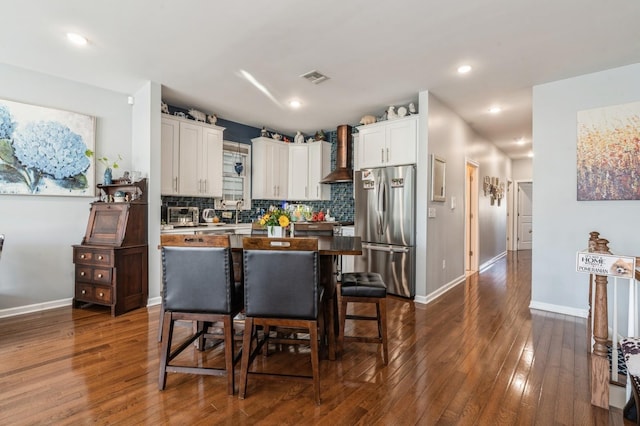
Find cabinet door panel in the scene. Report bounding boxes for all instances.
[275,143,289,199]
[307,142,331,200]
[288,144,308,199]
[202,127,223,197]
[387,118,417,166]
[178,122,201,196]
[161,118,180,195]
[358,127,386,169]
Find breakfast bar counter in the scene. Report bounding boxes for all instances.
[226,234,362,256]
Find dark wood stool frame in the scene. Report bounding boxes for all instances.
[338,284,389,365]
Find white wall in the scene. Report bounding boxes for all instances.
[512,158,533,181]
[531,62,640,317]
[131,82,162,305]
[416,93,511,302]
[0,63,134,314]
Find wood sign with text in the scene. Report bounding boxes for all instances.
[576,251,636,279]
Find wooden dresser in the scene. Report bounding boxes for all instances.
[73,179,148,316]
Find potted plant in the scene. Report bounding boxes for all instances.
[86,150,122,185]
[258,207,291,237]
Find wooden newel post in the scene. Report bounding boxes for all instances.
[591,237,610,409]
[587,231,600,347]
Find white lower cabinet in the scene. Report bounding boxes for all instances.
[161,116,224,197]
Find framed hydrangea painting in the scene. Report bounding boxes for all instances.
[0,99,95,196]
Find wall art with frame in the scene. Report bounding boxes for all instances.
[577,100,640,201]
[0,98,95,196]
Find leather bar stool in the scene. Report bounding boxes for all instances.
[158,235,243,395]
[338,272,388,365]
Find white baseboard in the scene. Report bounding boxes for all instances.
[529,300,589,318]
[147,296,161,307]
[0,296,161,319]
[479,251,507,272]
[414,274,466,305]
[0,298,72,319]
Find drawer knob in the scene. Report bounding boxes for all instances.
[81,290,86,295]
[99,292,104,297]
[80,271,85,276]
[97,273,103,278]
[97,255,103,260]
[80,254,86,259]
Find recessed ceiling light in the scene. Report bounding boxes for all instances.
[289,100,302,108]
[66,32,88,46]
[457,65,472,74]
[489,106,502,114]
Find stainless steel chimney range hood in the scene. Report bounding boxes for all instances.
[321,124,353,183]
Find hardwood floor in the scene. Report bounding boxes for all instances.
[0,250,631,425]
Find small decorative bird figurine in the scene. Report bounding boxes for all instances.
[409,102,416,114]
[387,106,398,120]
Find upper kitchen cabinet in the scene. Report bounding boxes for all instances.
[288,141,331,201]
[161,116,224,197]
[356,116,417,169]
[251,137,289,200]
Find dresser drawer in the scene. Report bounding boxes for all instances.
[73,247,113,266]
[75,283,112,304]
[76,266,113,284]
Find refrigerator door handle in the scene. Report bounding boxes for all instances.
[376,179,384,235]
[362,243,411,253]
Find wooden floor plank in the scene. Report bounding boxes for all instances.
[0,250,633,425]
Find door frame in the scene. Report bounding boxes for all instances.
[465,159,479,273]
[514,180,533,251]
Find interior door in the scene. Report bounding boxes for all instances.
[465,161,479,273]
[517,182,533,250]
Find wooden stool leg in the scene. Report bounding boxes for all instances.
[309,320,321,405]
[223,315,235,395]
[239,317,254,400]
[157,301,165,342]
[158,312,173,390]
[379,298,388,365]
[338,298,348,355]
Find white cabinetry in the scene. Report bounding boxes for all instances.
[161,117,180,195]
[356,116,417,169]
[161,116,224,197]
[251,137,289,200]
[288,141,331,201]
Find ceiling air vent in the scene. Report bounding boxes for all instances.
[300,70,329,84]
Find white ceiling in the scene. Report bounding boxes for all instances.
[3,1,640,159]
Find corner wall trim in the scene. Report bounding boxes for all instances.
[414,274,466,305]
[529,300,589,318]
[0,298,72,319]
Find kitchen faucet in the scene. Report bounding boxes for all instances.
[235,199,243,224]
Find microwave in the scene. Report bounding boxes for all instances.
[167,207,199,227]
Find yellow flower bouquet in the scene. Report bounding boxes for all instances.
[258,207,291,235]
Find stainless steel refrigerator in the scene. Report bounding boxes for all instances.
[354,165,415,298]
